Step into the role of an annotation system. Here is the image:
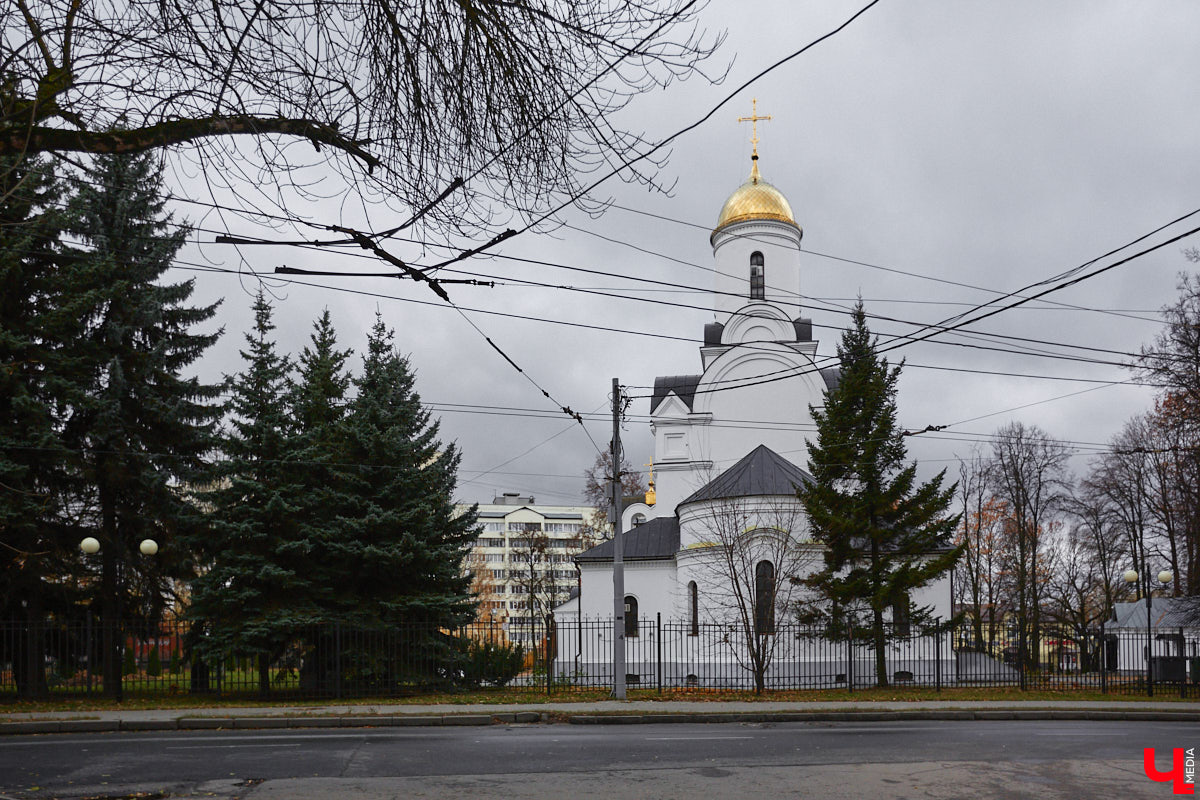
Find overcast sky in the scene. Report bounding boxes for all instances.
[170,0,1200,506]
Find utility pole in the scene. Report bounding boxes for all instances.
[610,377,626,700]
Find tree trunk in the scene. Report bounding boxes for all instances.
[15,594,48,699]
[873,604,888,688]
[753,635,766,695]
[258,653,271,697]
[100,523,123,701]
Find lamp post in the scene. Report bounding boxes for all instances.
[77,537,158,700]
[1123,566,1173,698]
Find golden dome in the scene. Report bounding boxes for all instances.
[713,161,798,234]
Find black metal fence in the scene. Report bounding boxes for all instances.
[3,616,1199,699]
[0,617,546,700]
[556,617,1200,697]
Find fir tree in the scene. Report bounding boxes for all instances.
[189,291,298,694]
[800,302,961,687]
[61,152,222,697]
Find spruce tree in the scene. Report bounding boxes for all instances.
[0,156,80,696]
[800,302,961,687]
[341,314,476,629]
[189,291,298,694]
[61,152,222,697]
[285,308,355,622]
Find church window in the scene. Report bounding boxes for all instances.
[754,560,775,635]
[631,513,646,527]
[750,251,765,299]
[624,595,639,637]
[688,581,699,636]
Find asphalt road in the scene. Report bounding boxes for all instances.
[1,720,1195,799]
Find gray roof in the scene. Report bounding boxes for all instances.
[681,444,813,506]
[575,516,679,563]
[1111,598,1200,628]
[651,374,701,413]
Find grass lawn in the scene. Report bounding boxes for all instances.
[1,684,1194,716]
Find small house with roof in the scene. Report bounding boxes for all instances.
[1106,599,1200,679]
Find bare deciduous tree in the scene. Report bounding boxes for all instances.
[1139,271,1200,416]
[580,448,648,545]
[987,422,1070,672]
[684,492,817,694]
[1070,477,1132,622]
[509,525,572,647]
[3,0,723,231]
[1042,522,1111,672]
[1142,402,1200,595]
[955,448,1008,655]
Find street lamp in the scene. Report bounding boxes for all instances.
[78,536,158,555]
[1123,566,1173,697]
[76,537,159,699]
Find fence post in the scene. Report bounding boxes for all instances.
[334,622,342,700]
[85,614,93,695]
[656,613,662,695]
[934,623,942,692]
[1181,627,1187,700]
[847,625,854,694]
[1100,622,1107,695]
[1018,621,1026,691]
[952,621,959,685]
[545,614,554,695]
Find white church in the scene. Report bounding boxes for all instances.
[554,117,953,688]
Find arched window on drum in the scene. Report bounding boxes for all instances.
[750,251,765,299]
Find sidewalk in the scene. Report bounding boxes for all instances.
[3,698,1199,734]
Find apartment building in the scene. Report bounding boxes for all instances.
[463,493,596,643]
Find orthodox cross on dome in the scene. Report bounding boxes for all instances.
[738,98,772,180]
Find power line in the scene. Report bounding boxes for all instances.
[875,220,1200,359]
[605,201,1165,324]
[176,262,1152,391]
[21,190,1160,375]
[42,143,1158,375]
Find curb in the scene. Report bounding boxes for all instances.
[3,708,1199,735]
[0,711,546,735]
[566,709,1200,725]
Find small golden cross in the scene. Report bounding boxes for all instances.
[737,98,773,158]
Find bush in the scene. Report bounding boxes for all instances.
[169,647,182,675]
[147,647,161,677]
[461,640,525,688]
[122,646,136,676]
